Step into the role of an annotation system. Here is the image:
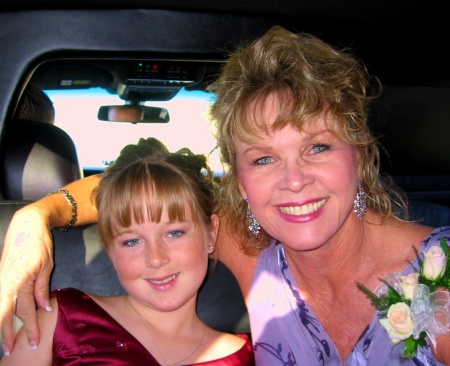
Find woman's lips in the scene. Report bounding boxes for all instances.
[278,198,326,216]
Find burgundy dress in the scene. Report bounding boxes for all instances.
[52,288,255,365]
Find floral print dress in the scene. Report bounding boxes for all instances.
[248,226,450,366]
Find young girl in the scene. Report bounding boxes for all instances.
[0,138,254,365]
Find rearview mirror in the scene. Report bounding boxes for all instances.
[97,105,170,123]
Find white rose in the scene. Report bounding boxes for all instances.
[400,273,419,300]
[379,302,414,344]
[422,245,447,281]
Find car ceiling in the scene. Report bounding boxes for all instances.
[2,1,448,76]
[0,0,442,23]
[0,0,449,206]
[0,1,448,126]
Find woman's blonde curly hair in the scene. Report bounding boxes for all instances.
[210,26,407,254]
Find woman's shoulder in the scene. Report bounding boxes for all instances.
[386,221,444,252]
[418,225,450,251]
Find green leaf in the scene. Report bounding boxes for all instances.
[404,337,416,352]
[413,245,423,270]
[401,337,418,358]
[356,282,391,311]
[401,347,416,358]
[379,278,403,303]
[440,238,449,257]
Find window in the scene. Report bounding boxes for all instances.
[46,87,224,175]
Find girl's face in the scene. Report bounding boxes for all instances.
[108,205,219,312]
[235,95,359,251]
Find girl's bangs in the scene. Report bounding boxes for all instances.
[105,165,196,240]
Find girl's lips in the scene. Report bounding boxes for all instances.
[148,273,179,285]
[278,199,326,216]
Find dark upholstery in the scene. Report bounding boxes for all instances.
[0,119,82,200]
[0,201,32,240]
[409,200,450,227]
[370,86,450,208]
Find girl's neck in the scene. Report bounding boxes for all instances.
[125,296,201,335]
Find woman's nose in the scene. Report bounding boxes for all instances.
[144,241,169,268]
[278,161,314,192]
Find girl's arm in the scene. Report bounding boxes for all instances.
[0,297,58,365]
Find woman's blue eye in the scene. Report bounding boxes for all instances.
[312,144,331,154]
[255,156,272,165]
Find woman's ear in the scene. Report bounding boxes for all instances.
[237,178,247,200]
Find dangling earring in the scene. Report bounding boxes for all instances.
[354,182,367,220]
[246,199,260,238]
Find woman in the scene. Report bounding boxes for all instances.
[1,26,449,364]
[0,138,254,365]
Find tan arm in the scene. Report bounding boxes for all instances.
[42,174,101,228]
[215,214,258,303]
[0,175,100,355]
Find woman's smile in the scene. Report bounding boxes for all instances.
[278,199,326,216]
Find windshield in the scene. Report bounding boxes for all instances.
[46,87,223,175]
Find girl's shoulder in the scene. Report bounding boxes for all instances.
[199,329,253,364]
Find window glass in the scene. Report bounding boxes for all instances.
[46,88,223,175]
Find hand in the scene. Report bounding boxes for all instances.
[0,205,54,355]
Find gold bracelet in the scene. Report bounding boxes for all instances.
[46,189,77,232]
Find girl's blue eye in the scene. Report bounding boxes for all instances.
[124,238,141,247]
[168,230,184,238]
[255,156,272,165]
[312,144,331,154]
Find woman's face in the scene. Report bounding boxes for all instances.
[108,204,219,312]
[235,95,359,251]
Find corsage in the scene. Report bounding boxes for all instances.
[357,238,450,358]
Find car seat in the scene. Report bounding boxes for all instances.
[408,200,450,227]
[0,119,82,201]
[0,117,83,250]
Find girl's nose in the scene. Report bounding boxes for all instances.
[144,241,169,268]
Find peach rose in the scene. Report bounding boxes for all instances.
[400,273,419,300]
[422,245,447,281]
[379,302,414,344]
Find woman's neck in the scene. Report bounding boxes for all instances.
[282,211,385,294]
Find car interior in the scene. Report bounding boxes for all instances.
[0,1,449,358]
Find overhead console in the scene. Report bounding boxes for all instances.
[116,60,208,101]
[31,58,221,102]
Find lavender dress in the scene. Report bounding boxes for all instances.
[248,226,450,366]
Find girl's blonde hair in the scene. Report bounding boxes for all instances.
[95,138,217,248]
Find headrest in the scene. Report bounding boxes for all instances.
[1,119,82,200]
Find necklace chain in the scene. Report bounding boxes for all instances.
[128,299,205,366]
